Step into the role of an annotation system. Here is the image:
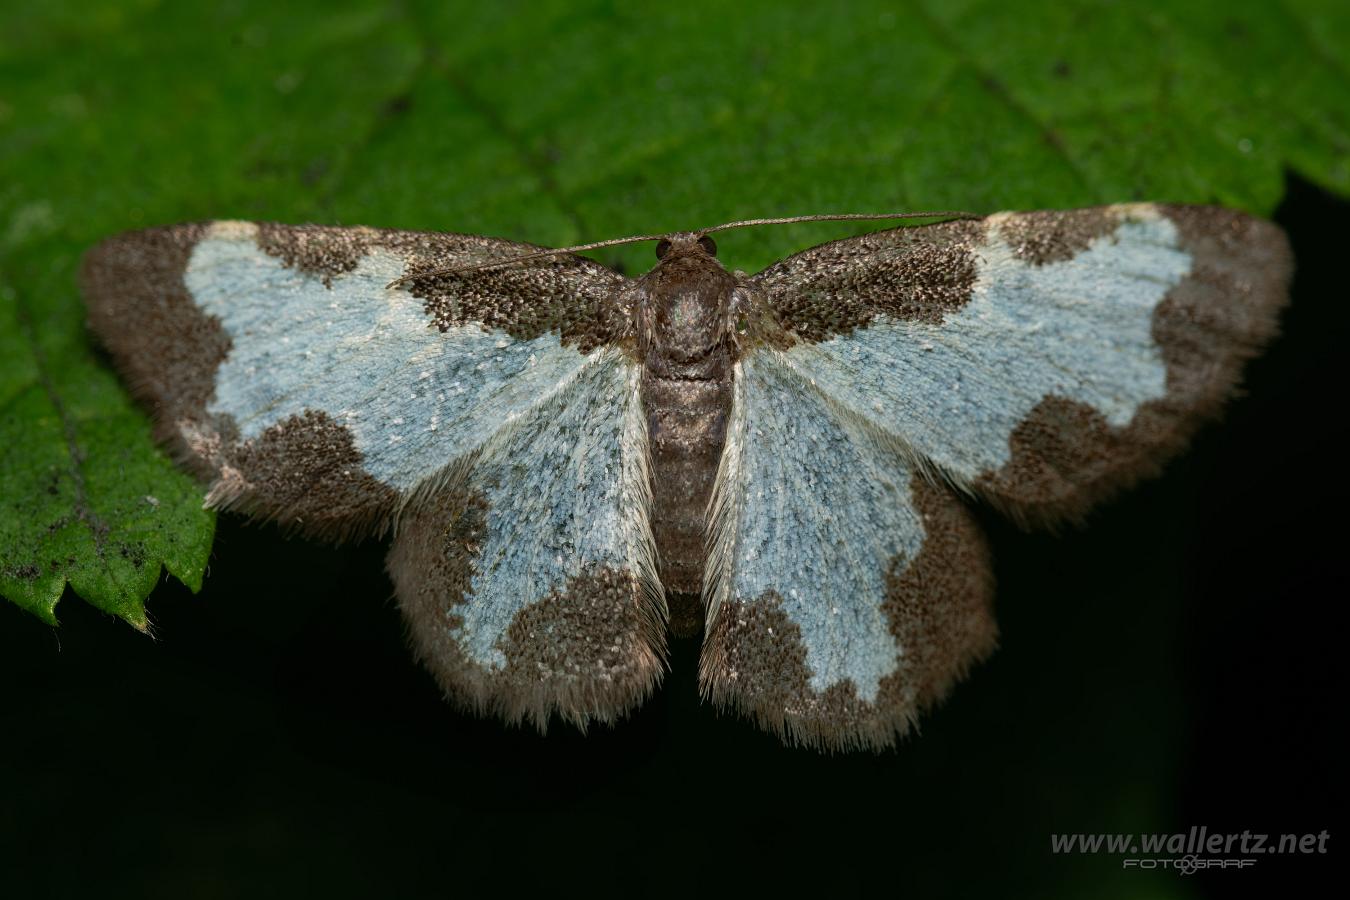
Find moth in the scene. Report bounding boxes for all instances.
[81,204,1291,751]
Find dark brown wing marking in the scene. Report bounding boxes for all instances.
[82,222,633,540]
[255,223,628,352]
[386,348,664,729]
[701,474,995,751]
[742,204,1292,526]
[390,484,664,729]
[973,205,1292,523]
[749,217,987,339]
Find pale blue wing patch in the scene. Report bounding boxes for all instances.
[84,220,659,729]
[750,204,1291,523]
[80,220,630,539]
[773,210,1182,479]
[700,351,994,750]
[186,222,593,494]
[388,347,665,729]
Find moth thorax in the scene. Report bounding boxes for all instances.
[645,259,736,367]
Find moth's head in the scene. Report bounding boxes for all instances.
[643,232,732,290]
[653,232,720,266]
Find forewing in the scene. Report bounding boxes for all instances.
[700,351,995,750]
[82,221,629,538]
[749,205,1292,523]
[387,347,664,729]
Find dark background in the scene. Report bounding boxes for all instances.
[1,176,1342,897]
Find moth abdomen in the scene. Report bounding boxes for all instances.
[642,371,732,635]
[636,238,739,637]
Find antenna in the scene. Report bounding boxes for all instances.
[698,210,979,235]
[384,210,979,287]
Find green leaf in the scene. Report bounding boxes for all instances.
[1,2,1341,891]
[12,0,1344,628]
[0,264,215,627]
[1,0,1344,604]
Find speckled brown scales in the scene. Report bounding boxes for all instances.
[83,224,629,539]
[698,204,1289,750]
[700,476,997,749]
[749,205,1291,526]
[82,222,658,731]
[635,241,739,636]
[81,204,1291,752]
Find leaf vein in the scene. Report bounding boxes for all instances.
[904,0,1101,201]
[13,297,117,592]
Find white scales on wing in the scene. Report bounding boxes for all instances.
[183,221,592,492]
[774,211,1193,484]
[184,223,653,670]
[724,352,928,701]
[720,211,1193,702]
[450,350,649,669]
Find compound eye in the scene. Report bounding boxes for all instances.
[698,235,718,256]
[655,239,672,259]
